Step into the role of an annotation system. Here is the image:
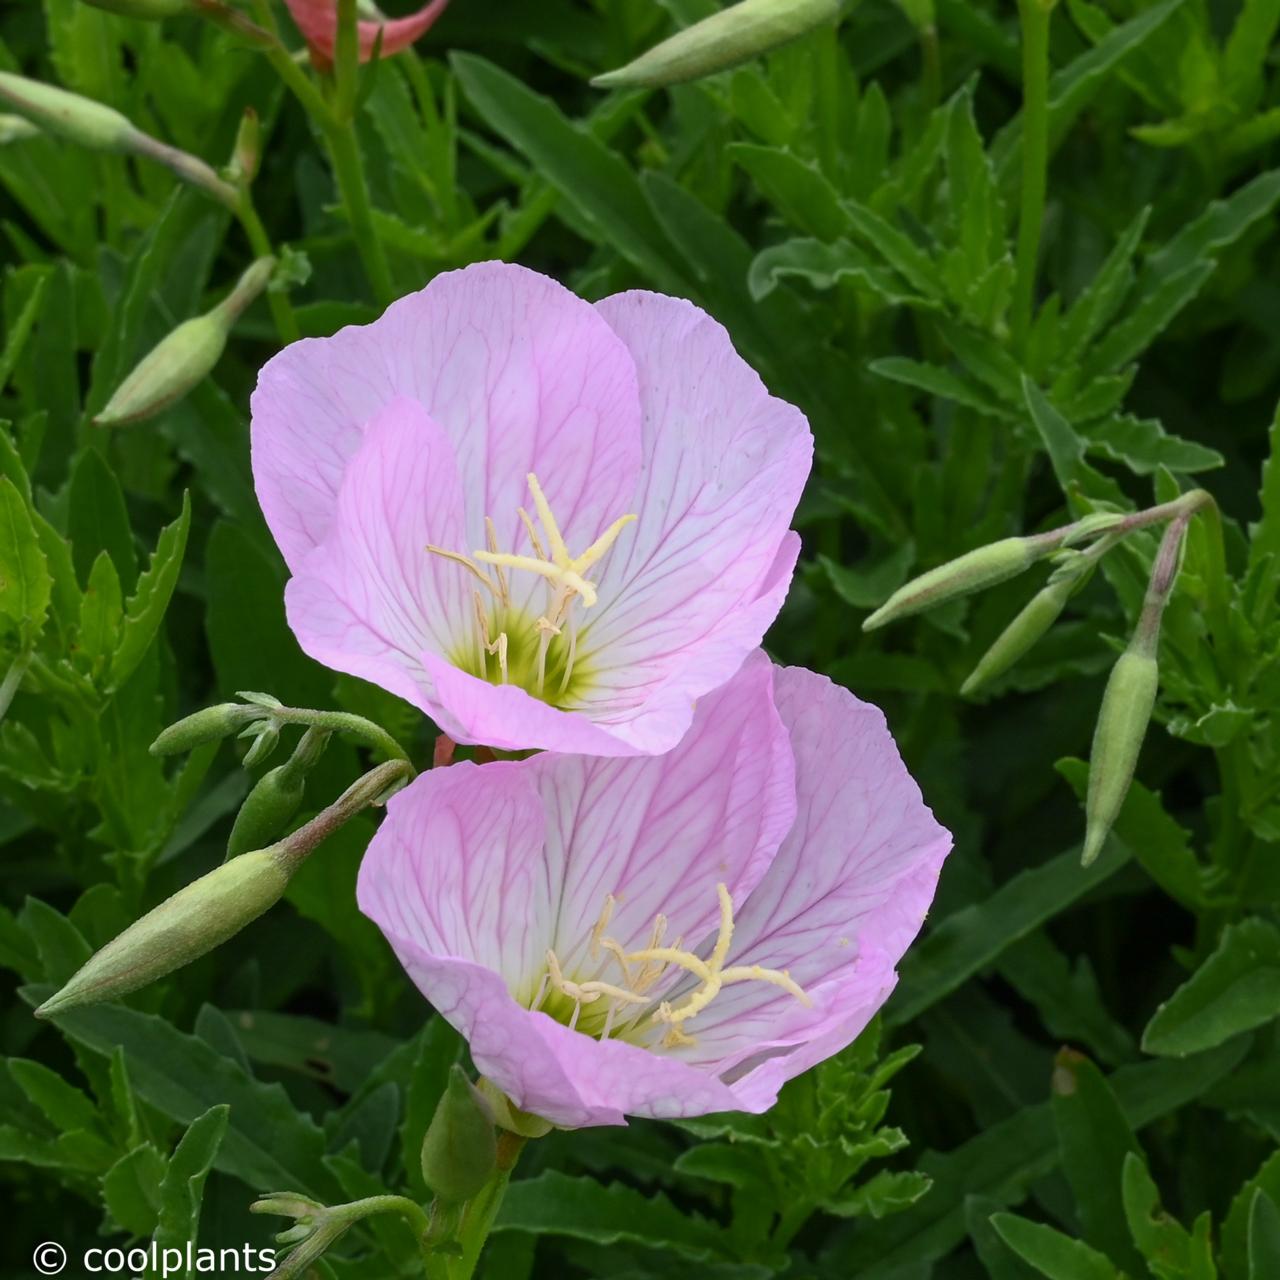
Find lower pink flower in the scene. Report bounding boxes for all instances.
[357,654,952,1127]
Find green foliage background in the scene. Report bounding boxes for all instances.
[1,0,1279,1276]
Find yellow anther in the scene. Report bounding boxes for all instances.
[590,894,617,956]
[526,473,571,568]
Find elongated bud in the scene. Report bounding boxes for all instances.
[79,0,191,16]
[421,1067,498,1203]
[230,107,261,185]
[0,72,140,152]
[95,256,275,426]
[227,728,330,858]
[0,73,236,206]
[593,0,851,88]
[35,849,292,1017]
[863,535,1053,631]
[0,114,40,144]
[1081,517,1187,866]
[35,759,409,1017]
[150,702,256,755]
[961,572,1078,696]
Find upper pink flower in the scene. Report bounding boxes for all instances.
[283,0,449,66]
[357,654,952,1128]
[251,262,812,756]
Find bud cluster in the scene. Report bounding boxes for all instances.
[861,492,1211,865]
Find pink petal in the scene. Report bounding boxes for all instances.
[251,261,641,575]
[283,0,450,64]
[528,651,795,970]
[371,950,741,1127]
[357,760,552,991]
[677,666,952,1108]
[575,291,812,724]
[283,396,470,714]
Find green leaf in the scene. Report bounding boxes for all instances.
[451,53,687,294]
[495,1170,729,1260]
[1142,918,1280,1056]
[1120,1153,1205,1278]
[1250,403,1280,568]
[729,143,849,241]
[7,1057,101,1135]
[77,549,123,675]
[1058,207,1149,364]
[0,270,47,397]
[889,841,1130,1027]
[399,1018,461,1199]
[67,447,137,593]
[27,993,341,1199]
[109,491,190,690]
[1082,415,1223,476]
[1223,1153,1280,1280]
[1051,1051,1145,1274]
[748,236,925,305]
[832,1041,1245,1276]
[819,542,916,610]
[155,1105,229,1276]
[0,475,51,646]
[1249,1192,1280,1280]
[991,1214,1121,1279]
[102,1143,165,1238]
[843,200,942,299]
[870,356,1011,417]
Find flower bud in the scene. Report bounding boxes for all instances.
[1080,517,1186,866]
[241,719,281,769]
[421,1066,498,1203]
[35,849,293,1017]
[230,107,261,185]
[593,0,851,89]
[863,536,1049,631]
[79,0,191,16]
[961,573,1077,696]
[95,256,275,426]
[0,114,40,144]
[150,702,255,755]
[227,728,330,858]
[1081,651,1158,866]
[0,72,141,152]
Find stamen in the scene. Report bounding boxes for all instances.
[528,972,549,1011]
[590,895,617,957]
[557,611,578,697]
[427,545,499,597]
[518,507,547,562]
[484,517,510,608]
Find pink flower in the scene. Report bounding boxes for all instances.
[357,654,952,1128]
[251,262,812,756]
[283,0,449,66]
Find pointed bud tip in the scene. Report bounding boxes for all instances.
[1081,828,1107,867]
[590,70,628,89]
[861,610,887,632]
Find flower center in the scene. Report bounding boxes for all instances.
[427,473,635,704]
[529,884,811,1050]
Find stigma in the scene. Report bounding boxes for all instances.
[427,473,635,699]
[532,885,811,1049]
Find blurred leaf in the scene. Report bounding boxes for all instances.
[991,1214,1121,1279]
[1143,918,1280,1056]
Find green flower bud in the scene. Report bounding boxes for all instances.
[230,107,261,185]
[95,256,275,426]
[863,536,1050,632]
[961,573,1077,696]
[227,728,330,858]
[421,1067,498,1203]
[79,0,191,16]
[150,702,254,755]
[241,719,281,769]
[35,848,293,1018]
[0,114,40,145]
[1081,515,1187,866]
[0,72,141,152]
[1081,651,1158,867]
[593,0,851,89]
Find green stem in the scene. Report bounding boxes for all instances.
[236,190,301,343]
[1012,0,1053,351]
[265,704,413,767]
[445,1133,526,1280]
[323,120,395,305]
[247,0,335,126]
[772,1198,817,1250]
